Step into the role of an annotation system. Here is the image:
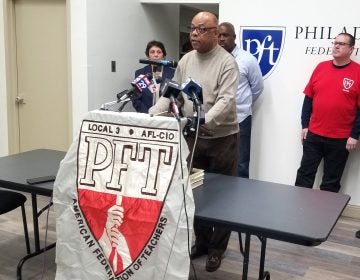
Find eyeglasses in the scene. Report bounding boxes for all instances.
[332,41,351,47]
[189,25,217,34]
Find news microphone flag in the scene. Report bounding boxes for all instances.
[160,79,182,99]
[117,74,153,102]
[181,78,203,103]
[132,74,152,93]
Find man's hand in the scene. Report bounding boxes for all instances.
[346,137,358,151]
[199,124,214,137]
[176,94,185,108]
[301,128,308,144]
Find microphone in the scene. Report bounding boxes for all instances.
[170,96,180,121]
[139,59,178,68]
[116,89,132,102]
[117,74,152,102]
[160,79,182,120]
[161,79,182,99]
[181,78,203,104]
[181,78,206,136]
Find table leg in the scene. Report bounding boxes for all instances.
[238,232,244,255]
[17,242,56,280]
[31,194,40,251]
[258,235,270,280]
[17,194,55,279]
[242,233,251,280]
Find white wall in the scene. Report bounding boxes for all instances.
[220,0,360,205]
[86,0,179,111]
[68,0,89,138]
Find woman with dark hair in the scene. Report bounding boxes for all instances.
[132,40,175,113]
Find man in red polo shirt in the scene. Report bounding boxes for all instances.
[295,32,360,193]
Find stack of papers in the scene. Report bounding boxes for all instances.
[189,168,204,189]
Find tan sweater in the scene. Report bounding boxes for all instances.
[149,45,239,138]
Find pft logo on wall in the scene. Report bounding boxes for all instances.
[240,26,286,79]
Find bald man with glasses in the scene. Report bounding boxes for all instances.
[150,11,239,272]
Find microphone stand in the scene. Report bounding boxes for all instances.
[118,98,130,112]
[190,91,202,133]
[169,96,181,121]
[185,90,202,175]
[100,98,130,112]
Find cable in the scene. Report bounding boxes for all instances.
[176,110,201,279]
[166,97,202,279]
[177,118,196,280]
[187,103,201,174]
[162,117,198,280]
[186,103,201,280]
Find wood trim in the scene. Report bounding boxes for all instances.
[342,204,360,219]
[4,0,20,153]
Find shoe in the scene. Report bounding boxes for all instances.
[190,245,207,260]
[205,253,222,272]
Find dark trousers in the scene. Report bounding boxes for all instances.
[295,131,349,193]
[238,116,252,178]
[187,133,239,255]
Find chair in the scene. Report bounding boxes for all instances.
[0,190,31,254]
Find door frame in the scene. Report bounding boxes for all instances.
[3,0,19,153]
[3,0,74,154]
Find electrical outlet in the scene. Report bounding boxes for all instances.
[111,61,116,72]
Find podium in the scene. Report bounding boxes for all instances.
[53,110,194,280]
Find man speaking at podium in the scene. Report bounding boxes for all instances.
[149,11,239,272]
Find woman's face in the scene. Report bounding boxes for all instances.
[148,46,164,60]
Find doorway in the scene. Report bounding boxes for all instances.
[7,0,70,153]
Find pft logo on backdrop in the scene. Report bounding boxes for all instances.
[240,26,286,79]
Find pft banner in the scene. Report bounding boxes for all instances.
[53,110,194,280]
